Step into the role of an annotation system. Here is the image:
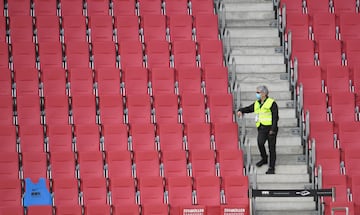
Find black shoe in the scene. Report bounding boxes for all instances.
[256,159,268,167]
[266,168,275,174]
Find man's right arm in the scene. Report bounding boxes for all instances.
[237,103,255,117]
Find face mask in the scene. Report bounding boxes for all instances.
[256,93,261,100]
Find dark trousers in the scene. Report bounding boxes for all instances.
[257,125,277,169]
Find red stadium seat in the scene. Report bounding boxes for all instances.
[129,124,157,152]
[7,0,31,16]
[85,0,110,16]
[70,95,98,125]
[35,15,61,43]
[65,42,91,69]
[161,150,188,178]
[311,13,337,42]
[49,151,77,179]
[77,151,105,179]
[172,40,198,68]
[222,175,249,205]
[194,14,219,41]
[52,177,80,206]
[59,0,84,16]
[137,176,165,205]
[80,177,109,206]
[18,124,45,153]
[0,179,22,207]
[133,151,161,178]
[166,176,193,211]
[8,15,34,43]
[109,177,138,206]
[74,124,101,152]
[176,67,202,95]
[150,67,176,96]
[45,124,73,153]
[62,15,88,42]
[164,0,189,16]
[43,95,70,126]
[118,40,144,69]
[41,67,67,97]
[0,152,20,179]
[95,67,122,96]
[115,15,140,42]
[91,41,119,69]
[217,150,244,177]
[101,124,129,152]
[198,40,225,68]
[168,14,193,42]
[153,94,179,124]
[145,40,171,69]
[0,95,15,126]
[106,151,133,179]
[140,14,167,42]
[194,176,221,209]
[125,94,152,124]
[207,93,234,123]
[212,122,240,151]
[156,123,184,152]
[184,123,212,151]
[112,0,137,16]
[45,124,74,153]
[190,0,215,16]
[32,0,58,16]
[138,0,163,15]
[180,93,207,124]
[98,94,125,125]
[88,15,115,43]
[189,150,216,177]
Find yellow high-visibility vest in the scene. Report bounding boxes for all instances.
[254,98,274,127]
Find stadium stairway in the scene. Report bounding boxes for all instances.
[220,0,317,214]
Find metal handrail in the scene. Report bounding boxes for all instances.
[223,29,231,67]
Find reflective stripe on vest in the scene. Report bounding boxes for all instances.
[254,98,274,127]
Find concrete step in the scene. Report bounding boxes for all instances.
[256,164,308,175]
[223,2,273,12]
[233,55,284,65]
[243,125,301,134]
[244,127,301,138]
[238,82,290,93]
[254,198,316,211]
[235,64,286,74]
[226,19,277,28]
[257,182,312,189]
[236,72,287,82]
[255,211,317,215]
[230,37,280,46]
[222,0,274,3]
[228,27,279,38]
[231,46,283,55]
[247,137,303,154]
[240,91,292,100]
[224,11,275,20]
[256,172,309,184]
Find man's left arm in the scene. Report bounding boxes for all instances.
[270,101,279,134]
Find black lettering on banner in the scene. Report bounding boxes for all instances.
[252,189,333,198]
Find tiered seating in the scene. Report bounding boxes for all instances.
[279,0,360,214]
[1,0,249,214]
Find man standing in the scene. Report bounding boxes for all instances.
[237,85,279,174]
